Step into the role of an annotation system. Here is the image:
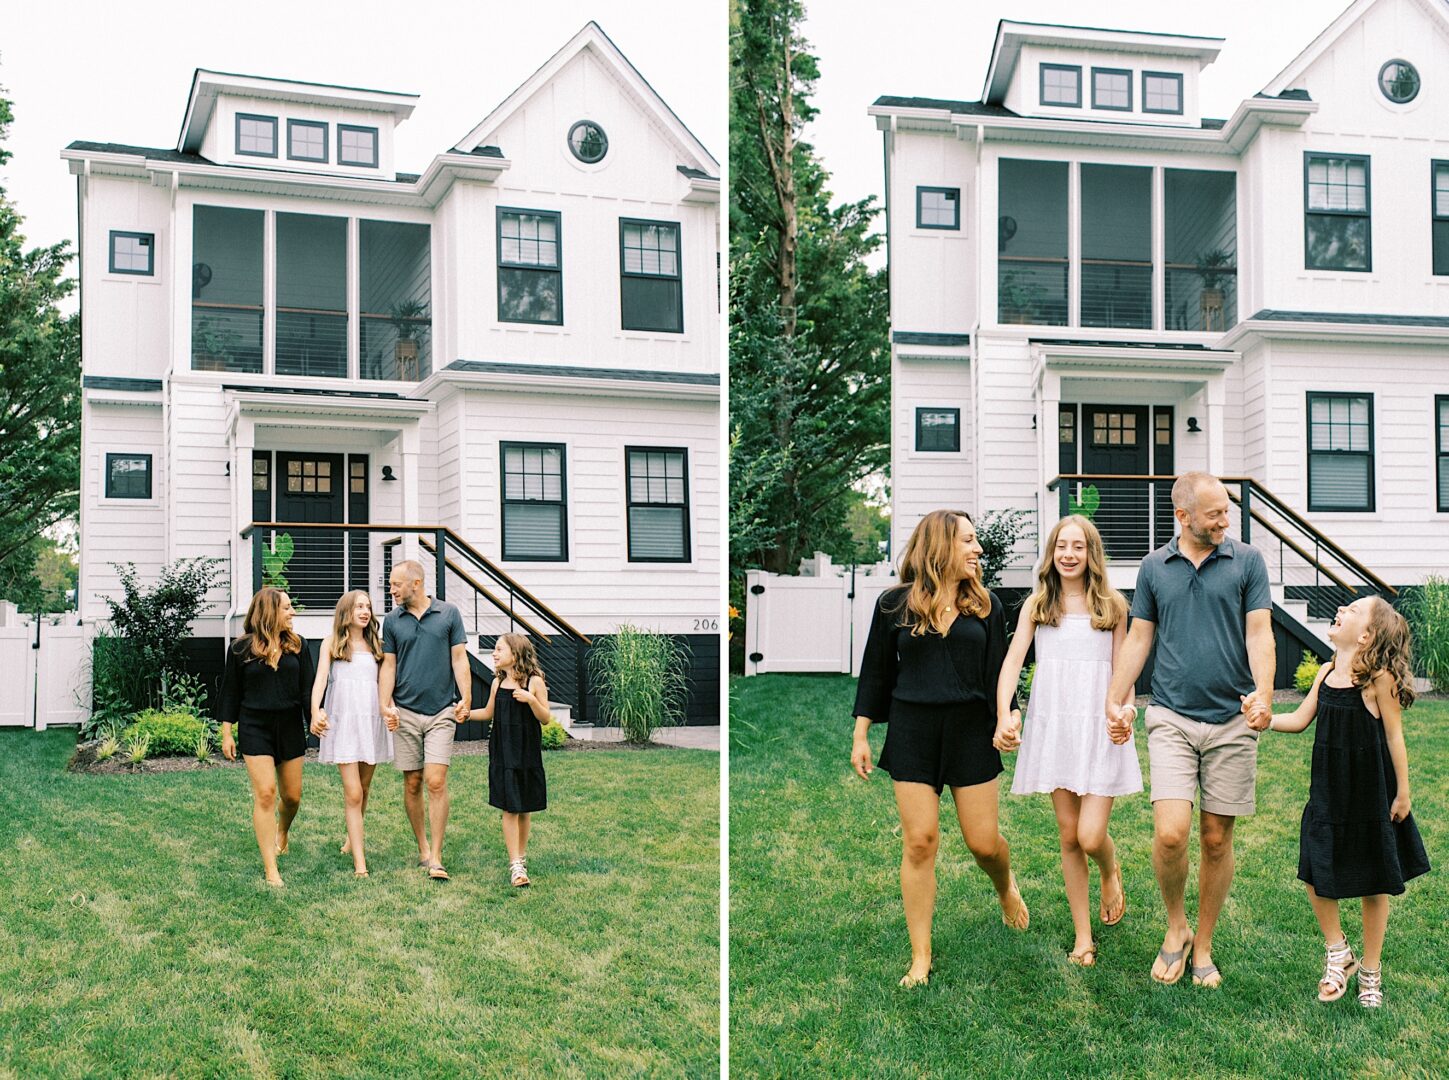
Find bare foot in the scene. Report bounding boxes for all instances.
[999,874,1030,931]
[341,836,351,855]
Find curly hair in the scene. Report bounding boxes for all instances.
[497,633,544,688]
[244,587,303,670]
[890,509,992,635]
[1026,515,1127,630]
[1350,596,1416,709]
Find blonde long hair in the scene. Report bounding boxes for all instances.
[497,633,544,687]
[328,590,383,663]
[891,509,992,635]
[1026,515,1127,630]
[1349,596,1416,709]
[245,587,303,670]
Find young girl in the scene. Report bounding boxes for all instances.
[310,590,392,878]
[995,515,1142,967]
[470,633,550,886]
[1269,595,1430,1007]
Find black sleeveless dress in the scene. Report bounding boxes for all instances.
[489,685,547,814]
[1297,680,1430,899]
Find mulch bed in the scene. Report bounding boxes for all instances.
[67,733,673,774]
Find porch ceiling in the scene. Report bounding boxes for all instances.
[1031,342,1237,386]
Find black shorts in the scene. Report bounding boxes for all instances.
[238,707,307,762]
[878,699,1002,792]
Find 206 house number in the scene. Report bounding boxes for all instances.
[693,618,719,631]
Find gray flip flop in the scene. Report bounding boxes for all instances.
[1153,936,1193,984]
[1191,963,1221,987]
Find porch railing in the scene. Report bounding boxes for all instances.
[239,522,592,720]
[1047,474,1395,619]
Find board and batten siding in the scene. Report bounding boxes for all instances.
[80,401,167,619]
[1257,339,1447,586]
[888,131,978,335]
[455,389,718,633]
[892,354,974,558]
[81,176,172,383]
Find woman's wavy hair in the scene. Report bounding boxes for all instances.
[1350,596,1416,709]
[498,633,544,688]
[244,587,303,670]
[1027,515,1127,630]
[890,509,992,635]
[328,590,383,663]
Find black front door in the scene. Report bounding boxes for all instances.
[1081,405,1150,558]
[274,453,345,610]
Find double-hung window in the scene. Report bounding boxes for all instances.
[1305,154,1371,271]
[109,231,154,275]
[620,219,683,333]
[1432,162,1449,276]
[236,114,277,157]
[1437,396,1449,512]
[501,442,568,561]
[1307,392,1374,512]
[1040,64,1081,107]
[626,448,690,561]
[497,209,562,325]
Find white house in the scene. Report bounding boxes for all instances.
[870,0,1449,668]
[63,23,721,725]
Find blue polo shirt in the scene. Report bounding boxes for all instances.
[382,598,467,715]
[1130,535,1272,724]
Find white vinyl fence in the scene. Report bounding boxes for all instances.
[0,602,93,730]
[743,556,898,677]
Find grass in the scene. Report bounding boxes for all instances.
[729,676,1448,1080]
[0,731,719,1079]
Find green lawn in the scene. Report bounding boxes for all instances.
[729,676,1448,1080]
[0,732,719,1079]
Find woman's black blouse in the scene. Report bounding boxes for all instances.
[852,587,1016,722]
[219,636,316,728]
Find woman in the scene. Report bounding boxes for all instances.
[850,509,1029,987]
[220,588,315,887]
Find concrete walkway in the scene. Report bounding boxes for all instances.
[570,725,720,751]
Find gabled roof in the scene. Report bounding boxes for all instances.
[178,69,418,153]
[452,21,717,176]
[1260,0,1449,97]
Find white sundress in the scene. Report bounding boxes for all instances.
[1010,614,1143,798]
[318,649,393,765]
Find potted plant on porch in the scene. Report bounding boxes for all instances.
[389,299,429,380]
[1194,249,1233,331]
[192,316,241,372]
[999,269,1045,325]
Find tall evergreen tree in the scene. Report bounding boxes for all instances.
[0,91,82,606]
[730,0,889,577]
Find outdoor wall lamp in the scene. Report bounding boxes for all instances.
[1187,417,1202,433]
[381,466,397,481]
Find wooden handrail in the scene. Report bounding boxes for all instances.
[437,528,591,645]
[1230,497,1357,595]
[417,536,553,643]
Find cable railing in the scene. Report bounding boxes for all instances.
[191,303,263,373]
[276,307,347,378]
[1047,475,1395,622]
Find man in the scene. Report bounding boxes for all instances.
[380,559,472,880]
[1105,472,1274,988]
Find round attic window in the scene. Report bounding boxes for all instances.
[568,120,608,163]
[1378,59,1420,103]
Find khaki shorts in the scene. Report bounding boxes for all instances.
[1145,704,1259,817]
[392,705,456,771]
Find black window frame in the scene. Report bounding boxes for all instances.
[496,207,563,326]
[619,217,684,334]
[1091,67,1133,111]
[567,119,609,164]
[1378,59,1421,104]
[624,446,691,563]
[1039,63,1082,108]
[915,407,961,453]
[1304,152,1372,272]
[500,441,569,562]
[108,230,154,276]
[1306,391,1375,513]
[915,186,961,230]
[1437,395,1449,513]
[235,113,278,158]
[1141,71,1184,115]
[1433,161,1449,277]
[337,124,379,168]
[105,453,153,500]
[287,119,329,163]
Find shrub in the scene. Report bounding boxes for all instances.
[1295,650,1323,694]
[124,730,151,764]
[82,629,149,740]
[540,720,567,751]
[1409,575,1449,694]
[589,626,691,744]
[976,509,1033,590]
[100,558,225,710]
[123,710,208,758]
[1017,663,1035,708]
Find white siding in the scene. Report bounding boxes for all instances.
[80,401,166,619]
[82,176,172,381]
[892,354,974,556]
[889,131,978,334]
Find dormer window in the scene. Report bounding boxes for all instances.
[236,114,278,157]
[1040,64,1081,108]
[1142,72,1183,115]
[1092,68,1132,111]
[338,124,378,168]
[288,120,328,163]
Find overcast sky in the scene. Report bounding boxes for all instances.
[801,0,1366,216]
[1,0,724,268]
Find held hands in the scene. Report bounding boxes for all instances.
[992,709,1023,753]
[851,736,874,780]
[1390,792,1411,823]
[382,705,401,732]
[1106,702,1136,745]
[454,700,471,725]
[310,708,330,738]
[1240,691,1272,731]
